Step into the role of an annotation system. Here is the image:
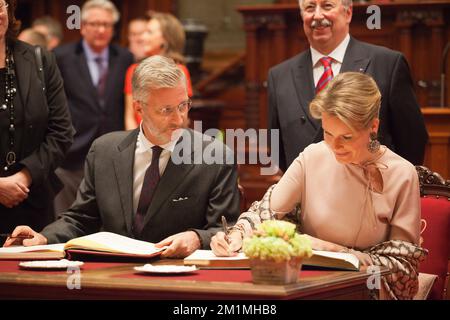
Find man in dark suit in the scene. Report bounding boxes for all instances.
[53,0,133,215]
[269,0,428,171]
[5,56,240,258]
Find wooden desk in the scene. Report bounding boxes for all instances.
[0,260,387,300]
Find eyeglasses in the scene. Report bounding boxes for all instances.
[0,2,8,11]
[84,21,114,29]
[150,99,192,117]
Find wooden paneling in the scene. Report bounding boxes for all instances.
[20,0,175,46]
[422,108,450,179]
[238,1,450,128]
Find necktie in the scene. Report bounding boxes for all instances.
[316,56,334,93]
[133,146,164,236]
[94,56,108,105]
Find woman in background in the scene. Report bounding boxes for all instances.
[124,12,193,130]
[211,72,427,300]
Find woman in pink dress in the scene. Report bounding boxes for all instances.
[211,72,427,299]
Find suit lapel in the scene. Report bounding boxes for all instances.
[12,42,33,109]
[103,45,118,107]
[291,50,320,130]
[75,43,99,105]
[340,37,371,74]
[113,129,139,235]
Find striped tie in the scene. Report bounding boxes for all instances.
[316,57,334,93]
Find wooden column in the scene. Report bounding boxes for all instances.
[243,15,263,130]
[422,108,450,180]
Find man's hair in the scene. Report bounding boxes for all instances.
[309,72,381,132]
[32,16,63,41]
[81,0,120,24]
[132,55,186,103]
[298,0,353,11]
[19,28,48,48]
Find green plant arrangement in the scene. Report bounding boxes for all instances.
[243,220,312,285]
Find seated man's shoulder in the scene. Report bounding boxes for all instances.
[92,130,133,149]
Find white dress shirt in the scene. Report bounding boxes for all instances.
[311,34,351,87]
[132,124,181,214]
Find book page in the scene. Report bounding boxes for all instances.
[64,232,165,255]
[308,250,360,269]
[0,243,66,259]
[0,243,65,254]
[185,250,248,261]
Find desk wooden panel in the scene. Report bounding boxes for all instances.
[0,260,387,300]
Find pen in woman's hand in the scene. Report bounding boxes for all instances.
[221,216,230,244]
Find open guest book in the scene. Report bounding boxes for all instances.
[184,249,360,271]
[0,232,166,260]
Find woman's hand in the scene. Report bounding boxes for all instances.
[0,169,32,208]
[0,177,29,208]
[303,234,373,266]
[210,231,243,257]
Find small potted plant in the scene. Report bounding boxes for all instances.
[243,220,312,285]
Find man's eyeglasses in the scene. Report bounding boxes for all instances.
[0,2,9,11]
[152,99,192,117]
[84,21,114,29]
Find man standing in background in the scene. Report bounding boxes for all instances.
[53,0,133,216]
[268,0,428,171]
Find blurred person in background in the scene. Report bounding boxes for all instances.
[127,17,147,62]
[123,12,193,130]
[52,0,133,217]
[17,28,47,48]
[32,16,63,50]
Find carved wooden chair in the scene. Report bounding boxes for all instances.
[416,165,450,300]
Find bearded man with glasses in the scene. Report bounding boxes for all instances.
[5,56,240,259]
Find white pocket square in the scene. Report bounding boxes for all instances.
[172,197,189,202]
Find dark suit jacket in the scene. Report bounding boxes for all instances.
[0,40,73,232]
[268,37,428,171]
[41,129,241,248]
[54,42,133,170]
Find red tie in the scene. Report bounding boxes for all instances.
[316,57,334,93]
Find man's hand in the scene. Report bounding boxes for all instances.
[210,231,242,257]
[155,231,201,258]
[0,169,32,208]
[3,226,48,247]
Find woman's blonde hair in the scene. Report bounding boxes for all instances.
[148,11,186,64]
[309,72,381,132]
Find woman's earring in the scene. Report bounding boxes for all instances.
[368,132,380,153]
